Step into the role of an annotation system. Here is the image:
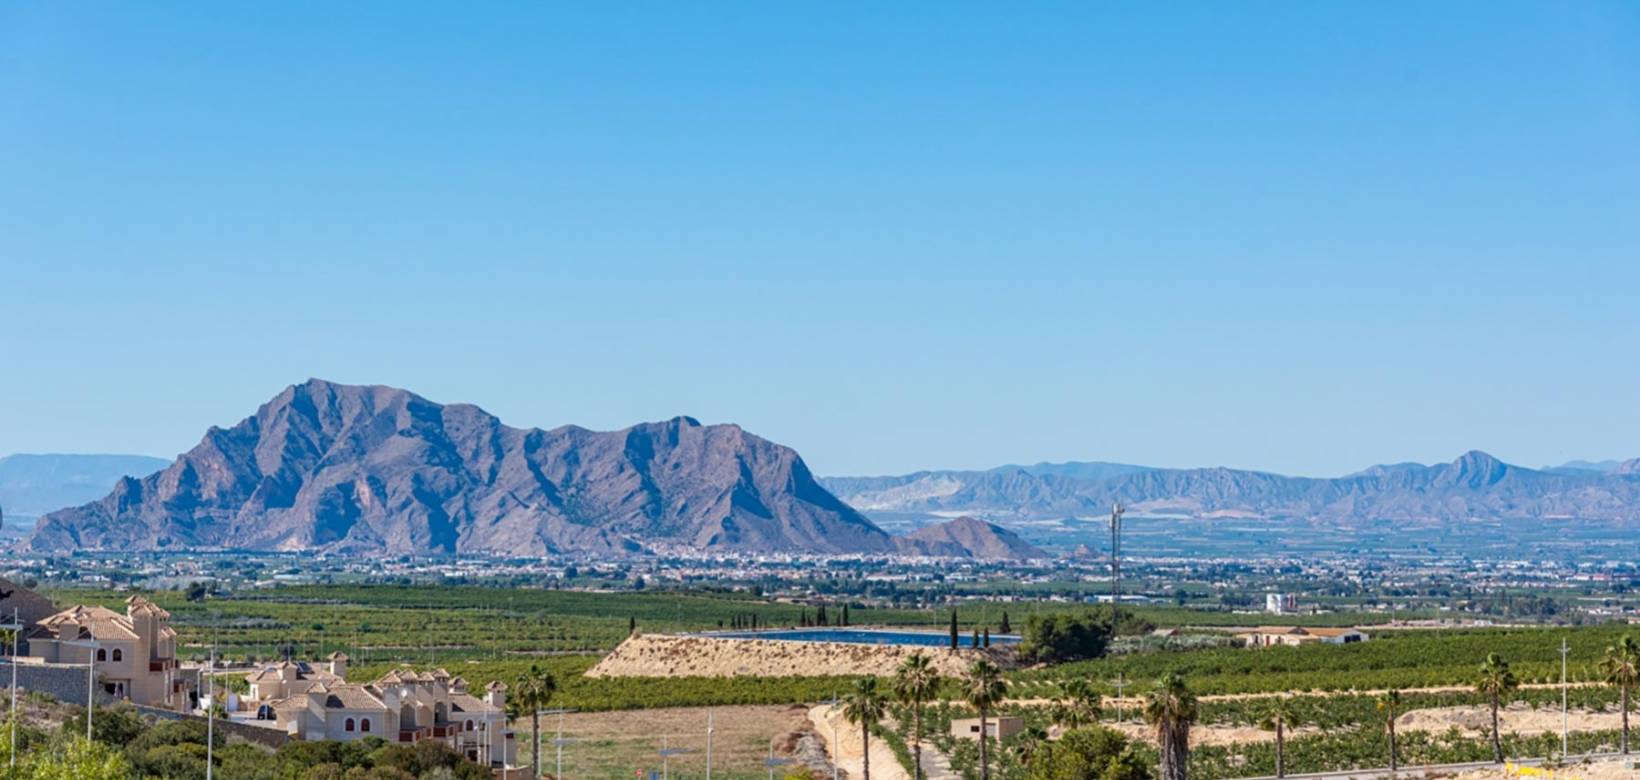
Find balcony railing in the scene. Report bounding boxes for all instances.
[398,726,431,743]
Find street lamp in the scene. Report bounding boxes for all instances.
[705,709,715,780]
[61,637,99,741]
[657,735,688,780]
[546,708,577,780]
[2,609,21,768]
[763,745,794,780]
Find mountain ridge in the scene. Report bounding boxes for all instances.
[22,381,1046,559]
[25,380,899,556]
[821,450,1640,525]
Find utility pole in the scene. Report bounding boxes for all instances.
[206,642,215,780]
[706,709,715,780]
[764,744,792,780]
[829,694,840,780]
[1111,674,1128,723]
[8,608,19,769]
[1109,502,1125,631]
[1560,637,1570,757]
[86,637,97,741]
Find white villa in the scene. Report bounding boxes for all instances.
[25,596,190,711]
[1238,626,1368,647]
[240,657,517,770]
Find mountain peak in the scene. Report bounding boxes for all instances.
[25,381,892,556]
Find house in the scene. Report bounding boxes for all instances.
[240,662,517,770]
[1238,626,1367,648]
[950,716,1024,741]
[25,596,189,711]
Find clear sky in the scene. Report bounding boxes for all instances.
[3,3,1638,477]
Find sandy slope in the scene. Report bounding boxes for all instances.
[811,704,912,780]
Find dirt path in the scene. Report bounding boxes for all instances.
[1008,681,1604,708]
[811,704,911,780]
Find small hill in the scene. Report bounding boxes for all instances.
[896,516,1047,560]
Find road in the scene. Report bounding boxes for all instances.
[1233,752,1625,780]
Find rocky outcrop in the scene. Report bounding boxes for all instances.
[895,516,1047,560]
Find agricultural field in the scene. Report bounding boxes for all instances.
[28,583,1639,780]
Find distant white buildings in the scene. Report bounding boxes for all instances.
[1265,593,1298,614]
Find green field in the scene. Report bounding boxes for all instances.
[41,585,1638,713]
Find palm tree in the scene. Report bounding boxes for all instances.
[1476,653,1518,763]
[893,654,941,780]
[843,677,889,780]
[1053,678,1102,730]
[513,665,558,779]
[964,659,1009,780]
[1600,634,1640,754]
[1375,689,1402,774]
[1143,673,1198,780]
[1258,696,1298,779]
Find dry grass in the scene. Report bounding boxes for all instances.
[514,704,816,780]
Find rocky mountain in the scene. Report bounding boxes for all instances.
[25,380,905,556]
[823,450,1640,525]
[0,454,171,519]
[23,381,1044,559]
[894,516,1046,560]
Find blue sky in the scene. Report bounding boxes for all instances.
[3,2,1638,477]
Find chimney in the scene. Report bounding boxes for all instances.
[328,651,348,678]
[484,680,507,711]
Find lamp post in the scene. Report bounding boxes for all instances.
[205,643,215,780]
[764,745,793,780]
[62,637,99,741]
[3,608,20,768]
[705,709,715,780]
[657,735,688,780]
[540,707,576,780]
[1560,637,1570,757]
[1111,674,1128,723]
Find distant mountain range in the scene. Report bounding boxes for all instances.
[0,454,171,519]
[821,453,1640,525]
[21,380,1033,559]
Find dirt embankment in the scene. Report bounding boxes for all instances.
[586,633,1003,678]
[1397,703,1631,738]
[811,704,912,780]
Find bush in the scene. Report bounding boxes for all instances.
[1019,613,1113,664]
[1027,727,1152,780]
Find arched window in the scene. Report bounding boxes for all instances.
[360,718,371,733]
[345,718,356,732]
[465,720,474,731]
[96,649,107,662]
[111,649,123,662]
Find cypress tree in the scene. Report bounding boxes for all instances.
[842,604,849,626]
[1000,611,1011,634]
[972,627,980,647]
[983,627,991,647]
[949,610,959,650]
